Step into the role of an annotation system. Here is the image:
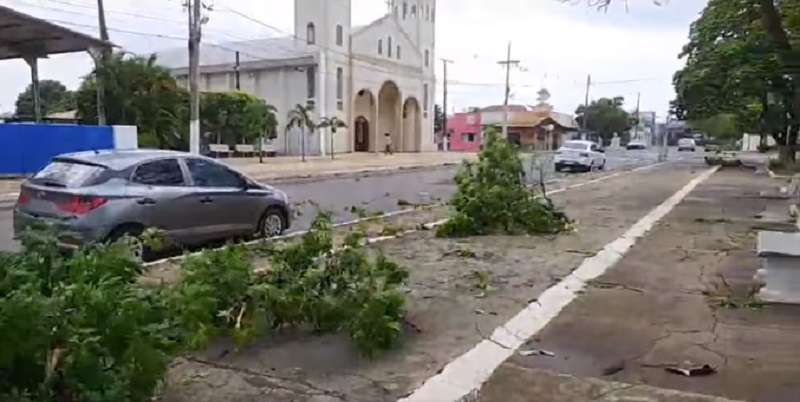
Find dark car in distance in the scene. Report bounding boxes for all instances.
[13,149,291,261]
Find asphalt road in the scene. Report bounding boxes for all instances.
[0,148,670,252]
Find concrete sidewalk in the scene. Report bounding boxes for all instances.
[478,167,800,402]
[226,151,475,179]
[0,152,476,197]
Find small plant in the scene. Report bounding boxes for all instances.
[471,270,492,290]
[437,129,571,237]
[703,275,762,310]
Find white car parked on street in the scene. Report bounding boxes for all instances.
[554,140,606,172]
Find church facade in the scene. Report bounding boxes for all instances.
[158,0,437,155]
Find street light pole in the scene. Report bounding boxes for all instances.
[497,42,519,137]
[188,0,204,154]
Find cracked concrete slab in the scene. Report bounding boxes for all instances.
[480,364,745,402]
[480,167,800,402]
[160,164,703,402]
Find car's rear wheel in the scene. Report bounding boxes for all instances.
[258,207,287,238]
[107,224,150,263]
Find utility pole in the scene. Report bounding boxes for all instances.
[633,92,640,141]
[660,113,670,162]
[581,74,591,134]
[497,42,520,137]
[95,0,109,125]
[441,58,453,150]
[234,51,240,90]
[188,0,203,154]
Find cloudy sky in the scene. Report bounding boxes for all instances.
[0,0,705,120]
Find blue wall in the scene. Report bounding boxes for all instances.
[0,124,115,176]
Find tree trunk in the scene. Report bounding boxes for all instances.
[758,0,799,163]
[301,129,306,162]
[330,129,335,160]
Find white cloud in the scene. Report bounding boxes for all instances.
[0,0,697,118]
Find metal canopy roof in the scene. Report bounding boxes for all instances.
[0,4,112,61]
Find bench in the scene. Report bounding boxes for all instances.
[234,144,255,157]
[756,231,800,304]
[209,144,231,158]
[257,141,277,158]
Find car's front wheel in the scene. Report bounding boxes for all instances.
[258,207,287,238]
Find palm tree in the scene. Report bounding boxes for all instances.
[285,103,315,161]
[260,103,278,164]
[317,116,347,160]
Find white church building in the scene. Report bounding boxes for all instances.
[157,0,437,155]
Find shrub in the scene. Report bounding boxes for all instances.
[0,229,176,402]
[436,129,571,237]
[171,211,409,357]
[1,211,408,401]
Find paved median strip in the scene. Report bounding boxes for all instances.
[398,165,718,402]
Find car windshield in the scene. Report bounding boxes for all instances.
[561,142,589,150]
[29,160,105,188]
[679,139,694,145]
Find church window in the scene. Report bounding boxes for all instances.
[387,37,393,57]
[411,5,416,17]
[431,6,435,22]
[336,68,344,110]
[424,49,429,67]
[378,39,383,54]
[336,25,343,46]
[397,46,401,59]
[402,2,407,18]
[425,5,430,20]
[423,83,429,118]
[306,66,316,100]
[306,23,316,44]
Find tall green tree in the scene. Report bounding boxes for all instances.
[75,52,189,150]
[200,91,273,145]
[574,96,632,143]
[671,0,797,160]
[583,0,800,161]
[688,114,740,143]
[14,80,75,118]
[285,104,315,162]
[317,116,347,160]
[434,104,444,133]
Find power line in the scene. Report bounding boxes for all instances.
[20,1,668,90]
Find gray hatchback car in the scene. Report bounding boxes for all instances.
[13,149,291,261]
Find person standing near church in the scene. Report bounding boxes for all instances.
[384,132,393,154]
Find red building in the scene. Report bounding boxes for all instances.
[446,109,483,152]
[444,104,577,152]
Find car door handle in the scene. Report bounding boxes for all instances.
[136,198,156,205]
[200,197,214,203]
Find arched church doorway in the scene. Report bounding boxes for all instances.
[354,117,369,152]
[353,89,375,152]
[378,81,401,152]
[402,97,422,152]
